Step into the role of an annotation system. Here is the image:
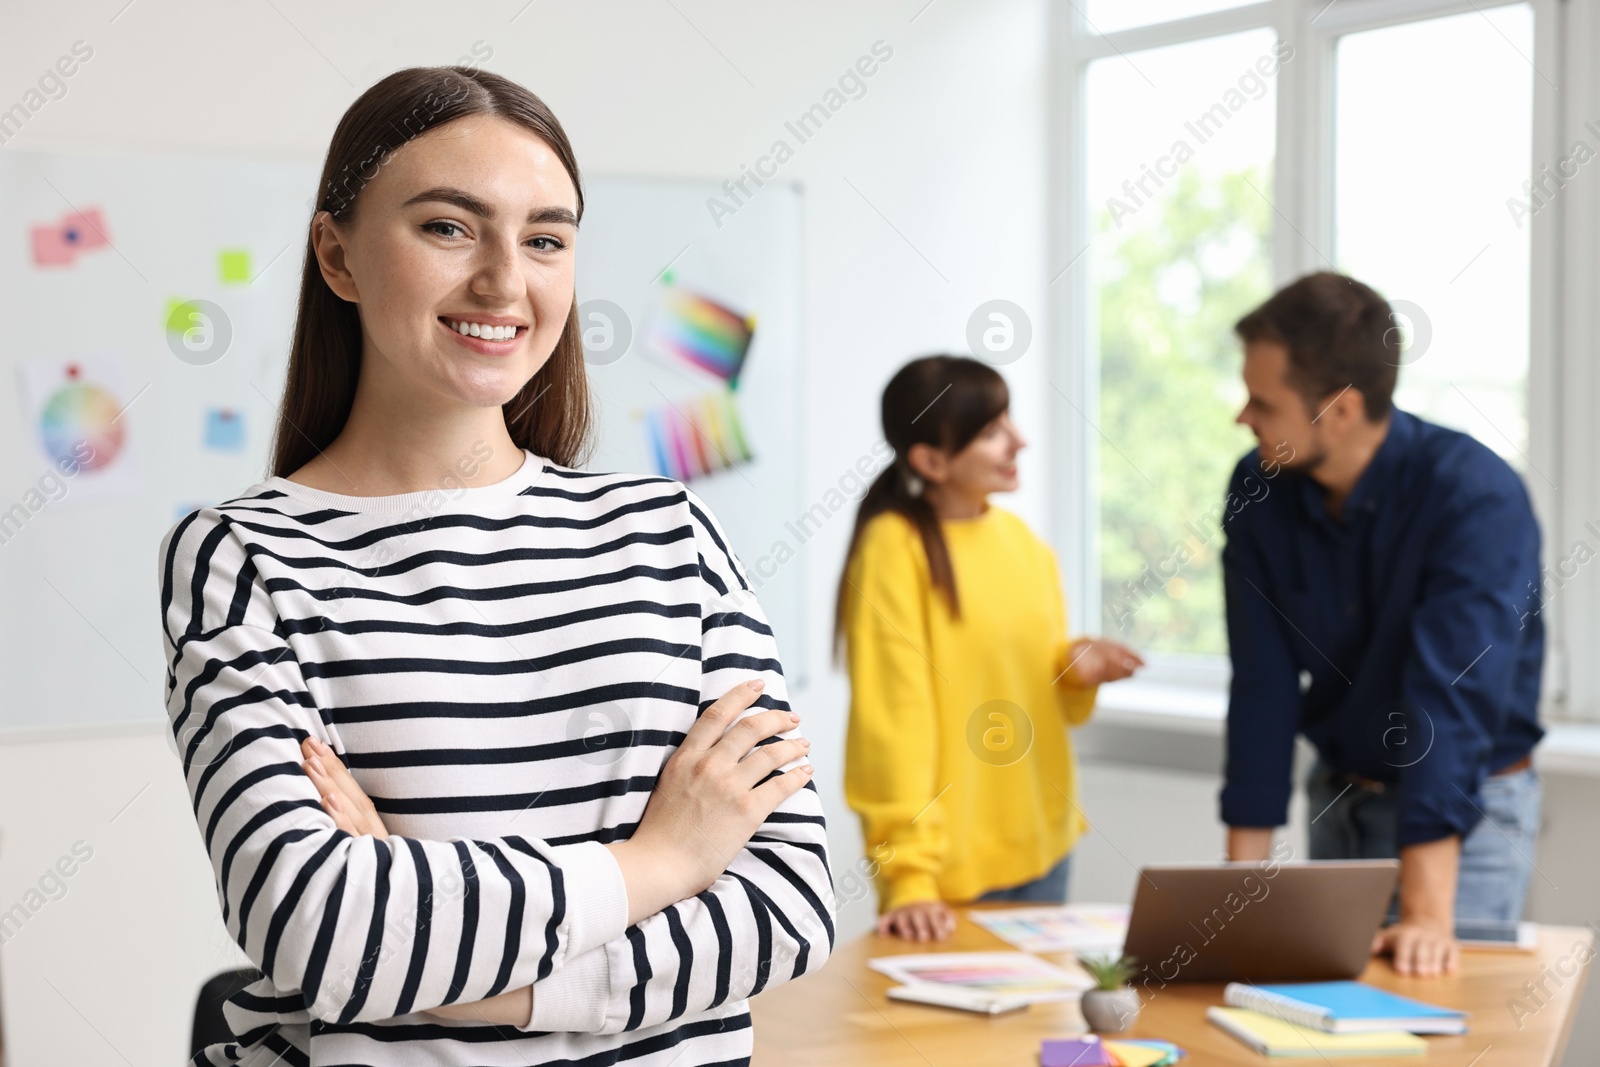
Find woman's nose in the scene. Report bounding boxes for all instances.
[472,230,524,300]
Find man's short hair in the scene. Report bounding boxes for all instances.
[1234,271,1400,422]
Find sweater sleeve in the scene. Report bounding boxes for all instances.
[840,513,947,913]
[519,486,836,1034]
[1045,544,1099,726]
[158,509,630,1027]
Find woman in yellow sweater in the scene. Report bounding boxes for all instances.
[836,354,1144,942]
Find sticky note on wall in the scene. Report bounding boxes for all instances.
[203,407,244,451]
[218,249,251,284]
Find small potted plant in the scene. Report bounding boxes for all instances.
[1078,953,1142,1033]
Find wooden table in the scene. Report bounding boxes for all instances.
[752,907,1593,1065]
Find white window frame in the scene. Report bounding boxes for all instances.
[1049,0,1588,719]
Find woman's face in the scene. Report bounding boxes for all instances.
[313,114,579,412]
[945,409,1026,495]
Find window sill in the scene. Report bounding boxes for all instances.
[1090,678,1226,735]
[1085,680,1600,777]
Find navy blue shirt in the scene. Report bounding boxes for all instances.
[1220,408,1545,847]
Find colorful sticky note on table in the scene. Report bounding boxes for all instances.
[30,207,110,267]
[1041,1037,1115,1067]
[1102,1040,1175,1067]
[218,248,251,284]
[203,407,244,451]
[1112,1039,1184,1066]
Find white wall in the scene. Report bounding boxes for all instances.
[0,1,1051,1062]
[0,724,251,1064]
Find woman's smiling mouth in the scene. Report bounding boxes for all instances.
[438,315,526,355]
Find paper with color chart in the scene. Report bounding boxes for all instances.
[14,353,142,505]
[637,387,752,485]
[968,904,1130,954]
[867,951,1092,1002]
[646,283,756,386]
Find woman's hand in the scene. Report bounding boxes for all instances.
[607,678,814,927]
[417,986,535,1027]
[1063,637,1144,687]
[300,735,389,839]
[877,900,956,942]
[300,738,536,1025]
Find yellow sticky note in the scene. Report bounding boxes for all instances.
[1103,1042,1168,1067]
[219,249,251,284]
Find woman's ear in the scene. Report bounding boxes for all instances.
[311,211,360,303]
[905,442,947,485]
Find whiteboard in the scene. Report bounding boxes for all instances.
[576,177,807,687]
[0,151,805,732]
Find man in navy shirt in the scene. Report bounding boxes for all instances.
[1220,271,1544,979]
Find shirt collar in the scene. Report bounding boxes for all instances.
[1295,407,1414,526]
[1343,408,1413,516]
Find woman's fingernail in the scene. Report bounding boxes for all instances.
[800,739,812,748]
[789,711,801,721]
[747,679,765,691]
[325,791,341,810]
[309,756,326,776]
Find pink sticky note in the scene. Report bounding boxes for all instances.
[30,207,109,267]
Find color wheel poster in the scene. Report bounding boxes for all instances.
[15,353,143,506]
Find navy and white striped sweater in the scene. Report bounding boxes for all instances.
[157,448,834,1066]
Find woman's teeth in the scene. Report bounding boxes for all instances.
[446,319,520,340]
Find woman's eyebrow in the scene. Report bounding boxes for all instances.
[400,186,578,227]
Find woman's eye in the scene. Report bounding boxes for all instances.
[423,220,465,239]
[421,222,565,252]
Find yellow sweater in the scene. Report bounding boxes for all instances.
[842,505,1099,913]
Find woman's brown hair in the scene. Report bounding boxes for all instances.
[832,354,1010,663]
[270,66,593,478]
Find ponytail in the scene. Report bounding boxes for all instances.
[832,354,1009,665]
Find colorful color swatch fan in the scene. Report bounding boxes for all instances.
[648,284,757,387]
[641,388,752,485]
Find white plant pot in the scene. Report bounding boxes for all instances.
[1080,987,1142,1033]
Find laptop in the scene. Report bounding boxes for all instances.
[1120,860,1400,983]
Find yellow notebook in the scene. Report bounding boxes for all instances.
[1208,1007,1428,1056]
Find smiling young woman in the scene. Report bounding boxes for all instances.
[159,66,832,1066]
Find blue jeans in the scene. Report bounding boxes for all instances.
[1306,760,1542,924]
[973,853,1072,904]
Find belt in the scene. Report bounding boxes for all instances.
[1493,754,1533,776]
[1331,754,1532,794]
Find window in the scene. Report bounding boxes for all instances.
[1059,0,1565,710]
[1334,5,1535,471]
[1084,0,1258,36]
[1086,28,1280,658]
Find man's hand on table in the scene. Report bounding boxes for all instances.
[1373,835,1463,977]
[1372,919,1461,978]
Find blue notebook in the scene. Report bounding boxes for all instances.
[1223,981,1468,1034]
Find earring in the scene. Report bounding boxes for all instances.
[904,470,924,497]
